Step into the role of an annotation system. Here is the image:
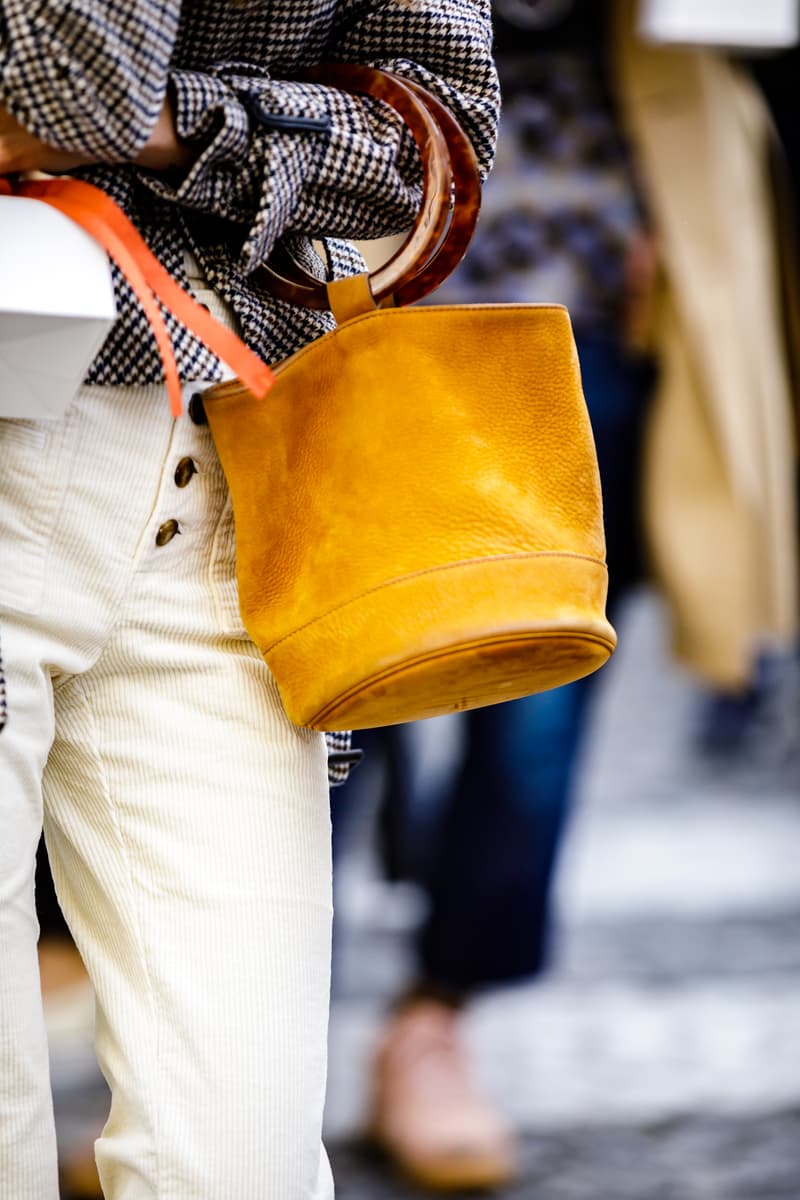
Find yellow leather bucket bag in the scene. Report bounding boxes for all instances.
[201,65,616,731]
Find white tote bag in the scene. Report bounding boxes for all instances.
[638,0,799,50]
[0,195,115,419]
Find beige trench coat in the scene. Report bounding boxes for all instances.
[613,0,798,688]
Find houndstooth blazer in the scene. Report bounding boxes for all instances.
[0,0,500,781]
[0,0,499,379]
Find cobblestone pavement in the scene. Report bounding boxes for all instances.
[325,591,800,1198]
[329,1111,800,1199]
[49,591,800,1197]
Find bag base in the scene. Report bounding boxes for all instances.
[261,551,617,730]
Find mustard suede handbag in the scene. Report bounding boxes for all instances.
[201,66,616,731]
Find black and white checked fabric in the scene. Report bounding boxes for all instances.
[0,0,500,784]
[0,0,499,383]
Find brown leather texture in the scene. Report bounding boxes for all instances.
[203,299,616,729]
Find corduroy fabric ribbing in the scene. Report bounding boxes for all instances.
[0,286,334,1198]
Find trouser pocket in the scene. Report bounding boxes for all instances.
[0,413,76,613]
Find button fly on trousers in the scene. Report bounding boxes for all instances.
[155,519,181,547]
[174,458,198,488]
[188,393,208,426]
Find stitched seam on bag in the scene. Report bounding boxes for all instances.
[312,629,616,724]
[263,551,607,653]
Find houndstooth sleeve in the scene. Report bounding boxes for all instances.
[145,0,500,271]
[0,0,181,159]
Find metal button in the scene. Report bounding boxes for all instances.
[174,457,198,488]
[188,393,207,425]
[155,519,181,547]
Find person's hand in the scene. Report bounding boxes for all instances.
[0,105,93,174]
[0,93,194,177]
[134,94,195,173]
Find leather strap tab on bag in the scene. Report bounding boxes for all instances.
[327,273,378,324]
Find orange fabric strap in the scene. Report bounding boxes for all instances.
[0,176,274,417]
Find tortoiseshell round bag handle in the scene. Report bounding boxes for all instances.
[396,75,482,305]
[254,64,482,309]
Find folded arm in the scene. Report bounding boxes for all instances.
[151,0,500,269]
[0,0,182,160]
[0,0,499,271]
[0,93,193,175]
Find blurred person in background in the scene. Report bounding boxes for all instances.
[614,0,800,752]
[332,0,799,1192]
[336,0,653,1190]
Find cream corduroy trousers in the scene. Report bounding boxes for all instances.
[0,280,335,1199]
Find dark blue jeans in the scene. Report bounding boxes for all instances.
[333,333,653,992]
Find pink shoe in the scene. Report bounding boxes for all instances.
[367,1000,517,1192]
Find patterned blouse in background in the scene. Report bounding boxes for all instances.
[0,0,500,780]
[438,1,646,332]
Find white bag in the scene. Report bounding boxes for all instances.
[638,0,799,50]
[0,195,116,419]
